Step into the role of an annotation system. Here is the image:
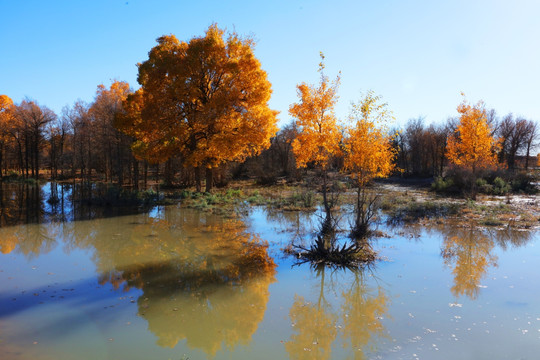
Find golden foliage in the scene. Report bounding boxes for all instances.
[446,96,500,173]
[286,268,389,359]
[441,228,497,300]
[0,232,17,254]
[341,275,389,360]
[344,91,395,186]
[289,54,341,170]
[0,95,15,144]
[0,95,14,112]
[285,295,337,360]
[118,24,278,169]
[91,211,276,356]
[91,80,131,117]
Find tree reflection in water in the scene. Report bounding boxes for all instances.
[441,224,532,300]
[286,266,388,360]
[94,213,277,358]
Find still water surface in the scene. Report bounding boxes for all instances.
[0,183,539,359]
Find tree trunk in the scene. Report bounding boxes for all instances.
[164,159,173,187]
[195,166,201,192]
[320,168,333,238]
[205,167,213,192]
[133,160,139,190]
[24,133,29,178]
[143,161,148,189]
[34,134,39,179]
[525,142,532,170]
[116,140,123,186]
[0,146,3,180]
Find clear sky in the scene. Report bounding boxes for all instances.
[2,0,539,128]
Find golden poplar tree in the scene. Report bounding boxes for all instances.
[446,96,500,199]
[0,95,15,179]
[343,91,395,240]
[289,53,341,232]
[446,97,500,172]
[117,25,278,192]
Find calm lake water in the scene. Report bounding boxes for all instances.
[1,183,539,359]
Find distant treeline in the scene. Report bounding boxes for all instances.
[0,91,537,188]
[391,114,538,178]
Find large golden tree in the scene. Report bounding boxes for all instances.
[117,25,278,192]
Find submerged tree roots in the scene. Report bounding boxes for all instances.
[287,233,377,269]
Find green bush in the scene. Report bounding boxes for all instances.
[431,177,455,193]
[476,178,488,187]
[492,177,510,195]
[510,172,537,194]
[290,190,315,208]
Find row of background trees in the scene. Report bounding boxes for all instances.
[1,88,538,186]
[392,112,538,178]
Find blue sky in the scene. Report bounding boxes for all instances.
[1,0,539,127]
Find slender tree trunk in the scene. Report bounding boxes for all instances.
[525,142,532,170]
[195,166,201,192]
[165,159,173,187]
[116,139,123,186]
[143,161,148,189]
[17,139,23,177]
[320,168,333,241]
[25,133,29,178]
[133,160,139,190]
[34,134,39,179]
[205,167,213,192]
[0,146,3,180]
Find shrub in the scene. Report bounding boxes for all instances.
[492,177,510,195]
[431,177,455,193]
[510,172,537,194]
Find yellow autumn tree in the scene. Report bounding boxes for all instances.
[0,95,15,179]
[343,91,395,240]
[90,80,132,185]
[446,95,500,198]
[289,53,341,233]
[117,24,278,192]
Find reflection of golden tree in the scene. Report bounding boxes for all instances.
[286,267,389,360]
[93,211,276,358]
[441,228,497,300]
[0,229,17,254]
[488,227,532,251]
[285,267,337,360]
[0,223,59,258]
[341,272,388,360]
[285,294,337,360]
